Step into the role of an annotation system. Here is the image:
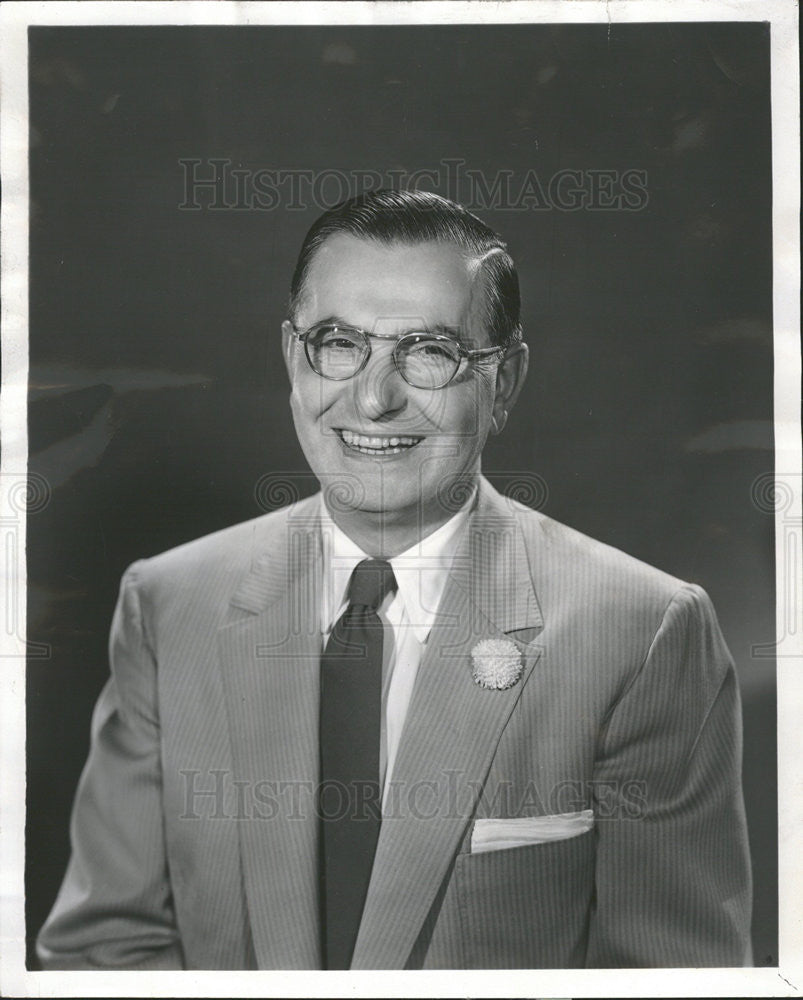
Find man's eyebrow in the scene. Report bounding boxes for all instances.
[426,322,462,338]
[306,314,356,329]
[307,316,464,340]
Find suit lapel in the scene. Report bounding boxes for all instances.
[351,479,545,969]
[217,497,324,969]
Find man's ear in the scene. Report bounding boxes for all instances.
[281,320,296,383]
[491,341,529,435]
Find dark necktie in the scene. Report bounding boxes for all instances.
[319,558,397,970]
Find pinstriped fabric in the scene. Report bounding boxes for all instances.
[408,831,595,969]
[37,477,752,969]
[585,623,752,968]
[454,831,595,968]
[217,592,323,968]
[228,495,322,614]
[37,502,321,971]
[35,673,185,970]
[406,873,463,968]
[146,503,323,969]
[350,590,543,969]
[346,480,547,968]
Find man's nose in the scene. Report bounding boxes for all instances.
[351,341,408,420]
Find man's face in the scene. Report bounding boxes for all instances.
[283,234,508,530]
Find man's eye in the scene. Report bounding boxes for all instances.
[317,329,362,350]
[322,337,360,350]
[413,341,459,362]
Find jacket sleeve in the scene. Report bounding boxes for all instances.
[585,584,753,967]
[36,563,185,970]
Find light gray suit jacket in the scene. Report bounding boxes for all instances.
[37,477,752,969]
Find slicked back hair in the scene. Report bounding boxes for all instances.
[288,189,522,351]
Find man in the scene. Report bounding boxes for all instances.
[37,189,752,969]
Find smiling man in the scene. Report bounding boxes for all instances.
[283,222,526,555]
[38,189,752,970]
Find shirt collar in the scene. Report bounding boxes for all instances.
[319,489,476,642]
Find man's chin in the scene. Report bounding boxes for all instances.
[314,461,480,524]
[330,498,418,521]
[323,490,474,526]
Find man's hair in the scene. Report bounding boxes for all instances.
[288,188,522,351]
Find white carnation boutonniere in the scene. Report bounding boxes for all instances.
[471,638,523,690]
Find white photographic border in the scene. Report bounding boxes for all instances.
[1,1,800,996]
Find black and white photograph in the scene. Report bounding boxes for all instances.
[0,0,800,995]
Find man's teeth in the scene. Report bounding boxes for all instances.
[340,430,422,453]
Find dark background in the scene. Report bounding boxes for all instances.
[26,23,775,967]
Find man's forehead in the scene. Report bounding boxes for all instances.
[298,233,482,331]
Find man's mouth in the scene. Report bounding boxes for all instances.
[337,429,423,455]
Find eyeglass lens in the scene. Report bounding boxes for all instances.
[305,325,461,389]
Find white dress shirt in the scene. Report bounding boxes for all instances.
[319,493,475,811]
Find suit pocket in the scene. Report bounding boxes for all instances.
[454,827,595,969]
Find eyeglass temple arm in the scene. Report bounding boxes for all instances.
[464,344,506,359]
[289,321,506,358]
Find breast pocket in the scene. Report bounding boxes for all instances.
[454,828,595,969]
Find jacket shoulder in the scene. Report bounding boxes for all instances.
[123,493,319,599]
[510,501,697,622]
[508,502,731,705]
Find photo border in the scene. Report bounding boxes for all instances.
[1,1,799,996]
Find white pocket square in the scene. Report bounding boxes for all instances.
[470,809,594,854]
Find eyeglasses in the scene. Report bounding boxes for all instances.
[289,321,506,390]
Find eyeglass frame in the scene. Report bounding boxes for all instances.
[287,319,508,390]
